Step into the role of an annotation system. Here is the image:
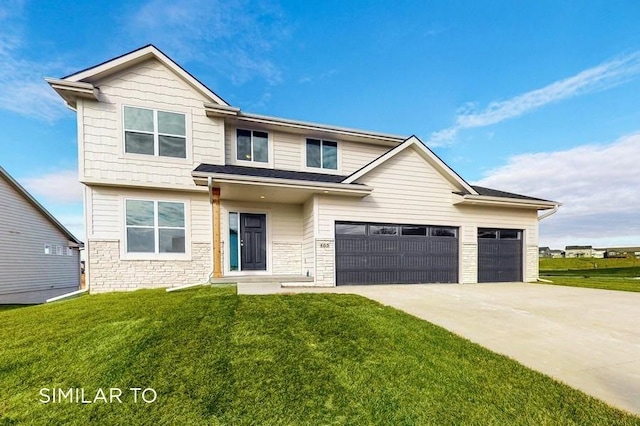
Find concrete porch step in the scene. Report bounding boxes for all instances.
[210,275,314,284]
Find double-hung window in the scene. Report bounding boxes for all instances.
[236,129,269,163]
[124,106,187,158]
[306,138,337,170]
[125,200,186,254]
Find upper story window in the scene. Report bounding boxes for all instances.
[125,199,186,254]
[236,129,268,163]
[124,106,186,159]
[306,138,337,170]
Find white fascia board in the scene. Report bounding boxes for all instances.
[80,178,209,193]
[453,193,560,210]
[204,103,241,117]
[45,78,99,108]
[63,45,228,106]
[211,106,405,145]
[192,173,373,195]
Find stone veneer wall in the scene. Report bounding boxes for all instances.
[525,245,539,282]
[460,243,478,284]
[314,239,335,286]
[272,242,303,275]
[88,240,211,293]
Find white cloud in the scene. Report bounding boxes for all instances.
[128,0,289,86]
[428,51,640,146]
[21,169,83,204]
[0,3,69,121]
[475,132,640,249]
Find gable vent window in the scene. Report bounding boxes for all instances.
[306,139,337,170]
[124,106,186,158]
[236,129,269,163]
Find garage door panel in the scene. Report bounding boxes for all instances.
[478,229,522,282]
[336,222,458,285]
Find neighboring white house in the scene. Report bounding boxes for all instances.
[0,167,83,303]
[565,246,594,258]
[47,45,559,293]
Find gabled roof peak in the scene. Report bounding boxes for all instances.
[55,44,229,106]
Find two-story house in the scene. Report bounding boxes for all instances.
[47,45,559,293]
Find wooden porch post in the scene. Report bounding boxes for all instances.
[212,187,223,278]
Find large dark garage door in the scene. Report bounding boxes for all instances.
[477,228,523,282]
[335,222,458,285]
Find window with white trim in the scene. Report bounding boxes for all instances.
[123,106,186,158]
[125,200,186,254]
[236,129,269,163]
[306,138,337,170]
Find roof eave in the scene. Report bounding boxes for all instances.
[453,193,560,210]
[204,102,404,145]
[192,171,373,195]
[45,78,99,109]
[61,45,229,106]
[0,167,83,245]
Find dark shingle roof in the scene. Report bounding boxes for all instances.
[471,185,553,203]
[194,164,349,184]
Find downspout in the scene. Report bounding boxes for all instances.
[167,176,216,293]
[536,203,560,283]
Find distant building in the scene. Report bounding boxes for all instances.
[1,166,83,304]
[605,247,640,258]
[539,247,551,258]
[565,245,593,258]
[592,248,606,259]
[549,249,565,258]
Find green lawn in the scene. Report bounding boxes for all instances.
[539,257,640,292]
[1,287,638,425]
[0,305,31,312]
[537,277,640,293]
[540,257,640,271]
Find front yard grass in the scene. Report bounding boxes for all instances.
[537,276,640,293]
[1,286,638,425]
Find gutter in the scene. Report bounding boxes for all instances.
[538,204,560,221]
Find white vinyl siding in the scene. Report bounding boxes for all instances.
[81,58,225,188]
[0,176,80,302]
[225,127,392,175]
[302,197,316,277]
[89,187,210,244]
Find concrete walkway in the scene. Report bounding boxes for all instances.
[239,282,640,415]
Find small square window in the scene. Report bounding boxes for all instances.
[44,244,51,255]
[237,129,269,163]
[306,139,337,170]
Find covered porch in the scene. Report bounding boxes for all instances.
[191,164,371,283]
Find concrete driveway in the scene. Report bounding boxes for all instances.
[334,283,640,415]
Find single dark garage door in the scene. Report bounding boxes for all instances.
[335,222,458,285]
[477,228,523,282]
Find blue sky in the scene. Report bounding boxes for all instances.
[1,0,640,249]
